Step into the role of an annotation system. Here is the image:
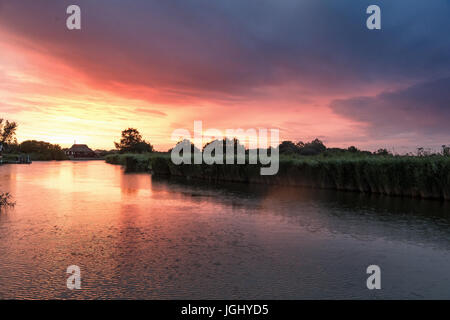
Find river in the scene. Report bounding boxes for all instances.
[1,161,450,299]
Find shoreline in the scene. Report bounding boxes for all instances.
[0,158,105,164]
[105,153,450,201]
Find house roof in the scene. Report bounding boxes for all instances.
[67,144,94,153]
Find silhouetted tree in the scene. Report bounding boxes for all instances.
[202,138,245,156]
[0,118,18,151]
[169,139,200,155]
[298,138,327,155]
[115,128,154,153]
[278,138,327,156]
[374,148,391,156]
[19,140,67,160]
[278,141,301,154]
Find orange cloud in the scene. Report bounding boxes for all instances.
[0,33,369,151]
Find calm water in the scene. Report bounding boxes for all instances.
[1,161,450,299]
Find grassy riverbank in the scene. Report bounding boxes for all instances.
[105,153,450,200]
[1,153,68,162]
[105,153,167,172]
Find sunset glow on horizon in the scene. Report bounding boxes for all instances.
[1,0,449,152]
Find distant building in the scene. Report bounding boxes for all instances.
[66,144,97,159]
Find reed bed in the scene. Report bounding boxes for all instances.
[105,153,450,200]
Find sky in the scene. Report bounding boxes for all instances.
[0,0,449,152]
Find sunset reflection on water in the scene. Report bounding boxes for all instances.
[1,161,450,299]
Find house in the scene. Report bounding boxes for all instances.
[66,144,97,159]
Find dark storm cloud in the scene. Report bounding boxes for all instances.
[330,77,450,136]
[1,0,449,102]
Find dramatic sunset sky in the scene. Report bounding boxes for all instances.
[1,0,449,151]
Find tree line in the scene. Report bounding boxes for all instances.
[115,127,450,157]
[2,120,449,159]
[0,119,67,160]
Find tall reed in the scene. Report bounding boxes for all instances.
[105,153,450,200]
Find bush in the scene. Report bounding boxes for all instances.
[18,140,68,160]
[0,192,15,208]
[278,138,327,156]
[278,141,301,154]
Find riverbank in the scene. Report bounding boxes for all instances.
[0,154,106,163]
[105,153,450,200]
[1,153,68,162]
